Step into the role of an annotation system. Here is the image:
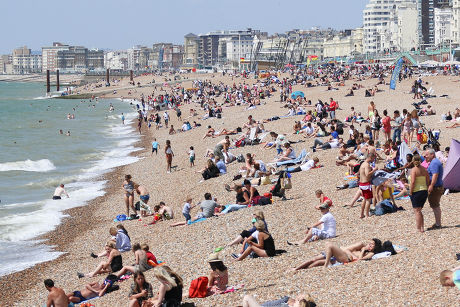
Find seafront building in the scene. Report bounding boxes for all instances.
[42,42,103,73]
[12,46,42,74]
[434,6,454,46]
[104,51,128,70]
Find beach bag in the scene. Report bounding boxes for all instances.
[281,173,292,190]
[235,139,245,148]
[189,276,208,298]
[260,176,271,185]
[263,192,273,199]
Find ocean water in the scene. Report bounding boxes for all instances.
[0,82,141,276]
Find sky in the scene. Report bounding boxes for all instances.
[1,0,369,54]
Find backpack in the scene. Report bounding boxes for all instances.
[189,276,208,298]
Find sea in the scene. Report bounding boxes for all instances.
[0,82,141,277]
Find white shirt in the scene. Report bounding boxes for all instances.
[300,160,315,171]
[304,126,314,135]
[320,212,336,237]
[329,140,340,148]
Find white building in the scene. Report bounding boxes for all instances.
[323,28,364,58]
[392,1,419,51]
[104,51,128,70]
[363,0,395,54]
[451,0,460,44]
[434,7,453,46]
[12,46,42,74]
[127,46,142,70]
[42,42,69,72]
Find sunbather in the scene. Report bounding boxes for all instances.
[78,241,122,278]
[292,239,382,271]
[67,275,116,303]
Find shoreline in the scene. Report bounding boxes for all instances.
[0,117,149,305]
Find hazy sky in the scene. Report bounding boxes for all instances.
[1,0,369,54]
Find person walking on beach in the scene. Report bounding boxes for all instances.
[151,138,159,155]
[424,148,444,230]
[189,146,195,167]
[409,155,429,233]
[53,184,69,200]
[44,279,69,307]
[165,140,174,173]
[123,175,137,216]
[163,111,169,128]
[359,153,378,218]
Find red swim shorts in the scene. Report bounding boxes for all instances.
[359,182,373,200]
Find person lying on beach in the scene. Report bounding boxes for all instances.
[114,243,152,279]
[242,293,316,307]
[440,265,460,290]
[232,221,276,261]
[92,225,131,258]
[45,279,69,307]
[67,275,116,303]
[281,157,320,174]
[207,252,229,295]
[292,239,382,271]
[213,128,240,137]
[287,203,336,245]
[227,211,268,247]
[128,271,154,307]
[78,241,122,278]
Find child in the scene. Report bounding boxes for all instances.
[440,266,460,290]
[151,138,159,155]
[141,243,158,266]
[314,189,332,209]
[170,197,201,227]
[189,146,195,167]
[207,252,228,295]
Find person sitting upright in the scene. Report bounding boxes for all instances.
[288,203,336,245]
[44,279,69,307]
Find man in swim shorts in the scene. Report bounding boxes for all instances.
[359,153,378,218]
[52,184,69,200]
[66,276,114,303]
[45,279,69,307]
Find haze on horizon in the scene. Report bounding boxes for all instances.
[1,0,368,54]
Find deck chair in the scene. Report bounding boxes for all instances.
[247,127,258,145]
[276,149,308,167]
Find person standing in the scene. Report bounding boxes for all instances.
[121,113,125,125]
[359,153,379,218]
[392,110,402,143]
[409,155,430,233]
[151,138,159,155]
[425,148,444,230]
[163,111,169,128]
[165,140,174,173]
[329,98,337,119]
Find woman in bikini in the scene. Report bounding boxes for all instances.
[123,175,137,216]
[292,238,382,271]
[165,140,174,173]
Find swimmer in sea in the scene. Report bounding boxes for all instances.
[66,131,71,136]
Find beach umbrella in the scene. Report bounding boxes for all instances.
[443,139,460,191]
[291,91,305,99]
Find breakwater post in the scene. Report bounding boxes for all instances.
[56,69,60,91]
[106,69,110,86]
[46,70,50,93]
[130,70,133,82]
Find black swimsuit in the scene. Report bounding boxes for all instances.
[110,255,123,272]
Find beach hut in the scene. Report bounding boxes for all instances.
[443,139,460,191]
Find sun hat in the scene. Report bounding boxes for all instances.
[207,252,223,263]
[319,203,329,210]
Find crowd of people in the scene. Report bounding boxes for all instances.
[44,66,459,306]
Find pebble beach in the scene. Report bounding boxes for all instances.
[1,72,459,306]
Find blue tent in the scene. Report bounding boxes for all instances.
[291,91,305,99]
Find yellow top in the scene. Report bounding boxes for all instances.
[412,176,427,193]
[382,187,394,200]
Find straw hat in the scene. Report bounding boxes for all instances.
[207,252,223,263]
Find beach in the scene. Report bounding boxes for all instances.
[1,72,459,306]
